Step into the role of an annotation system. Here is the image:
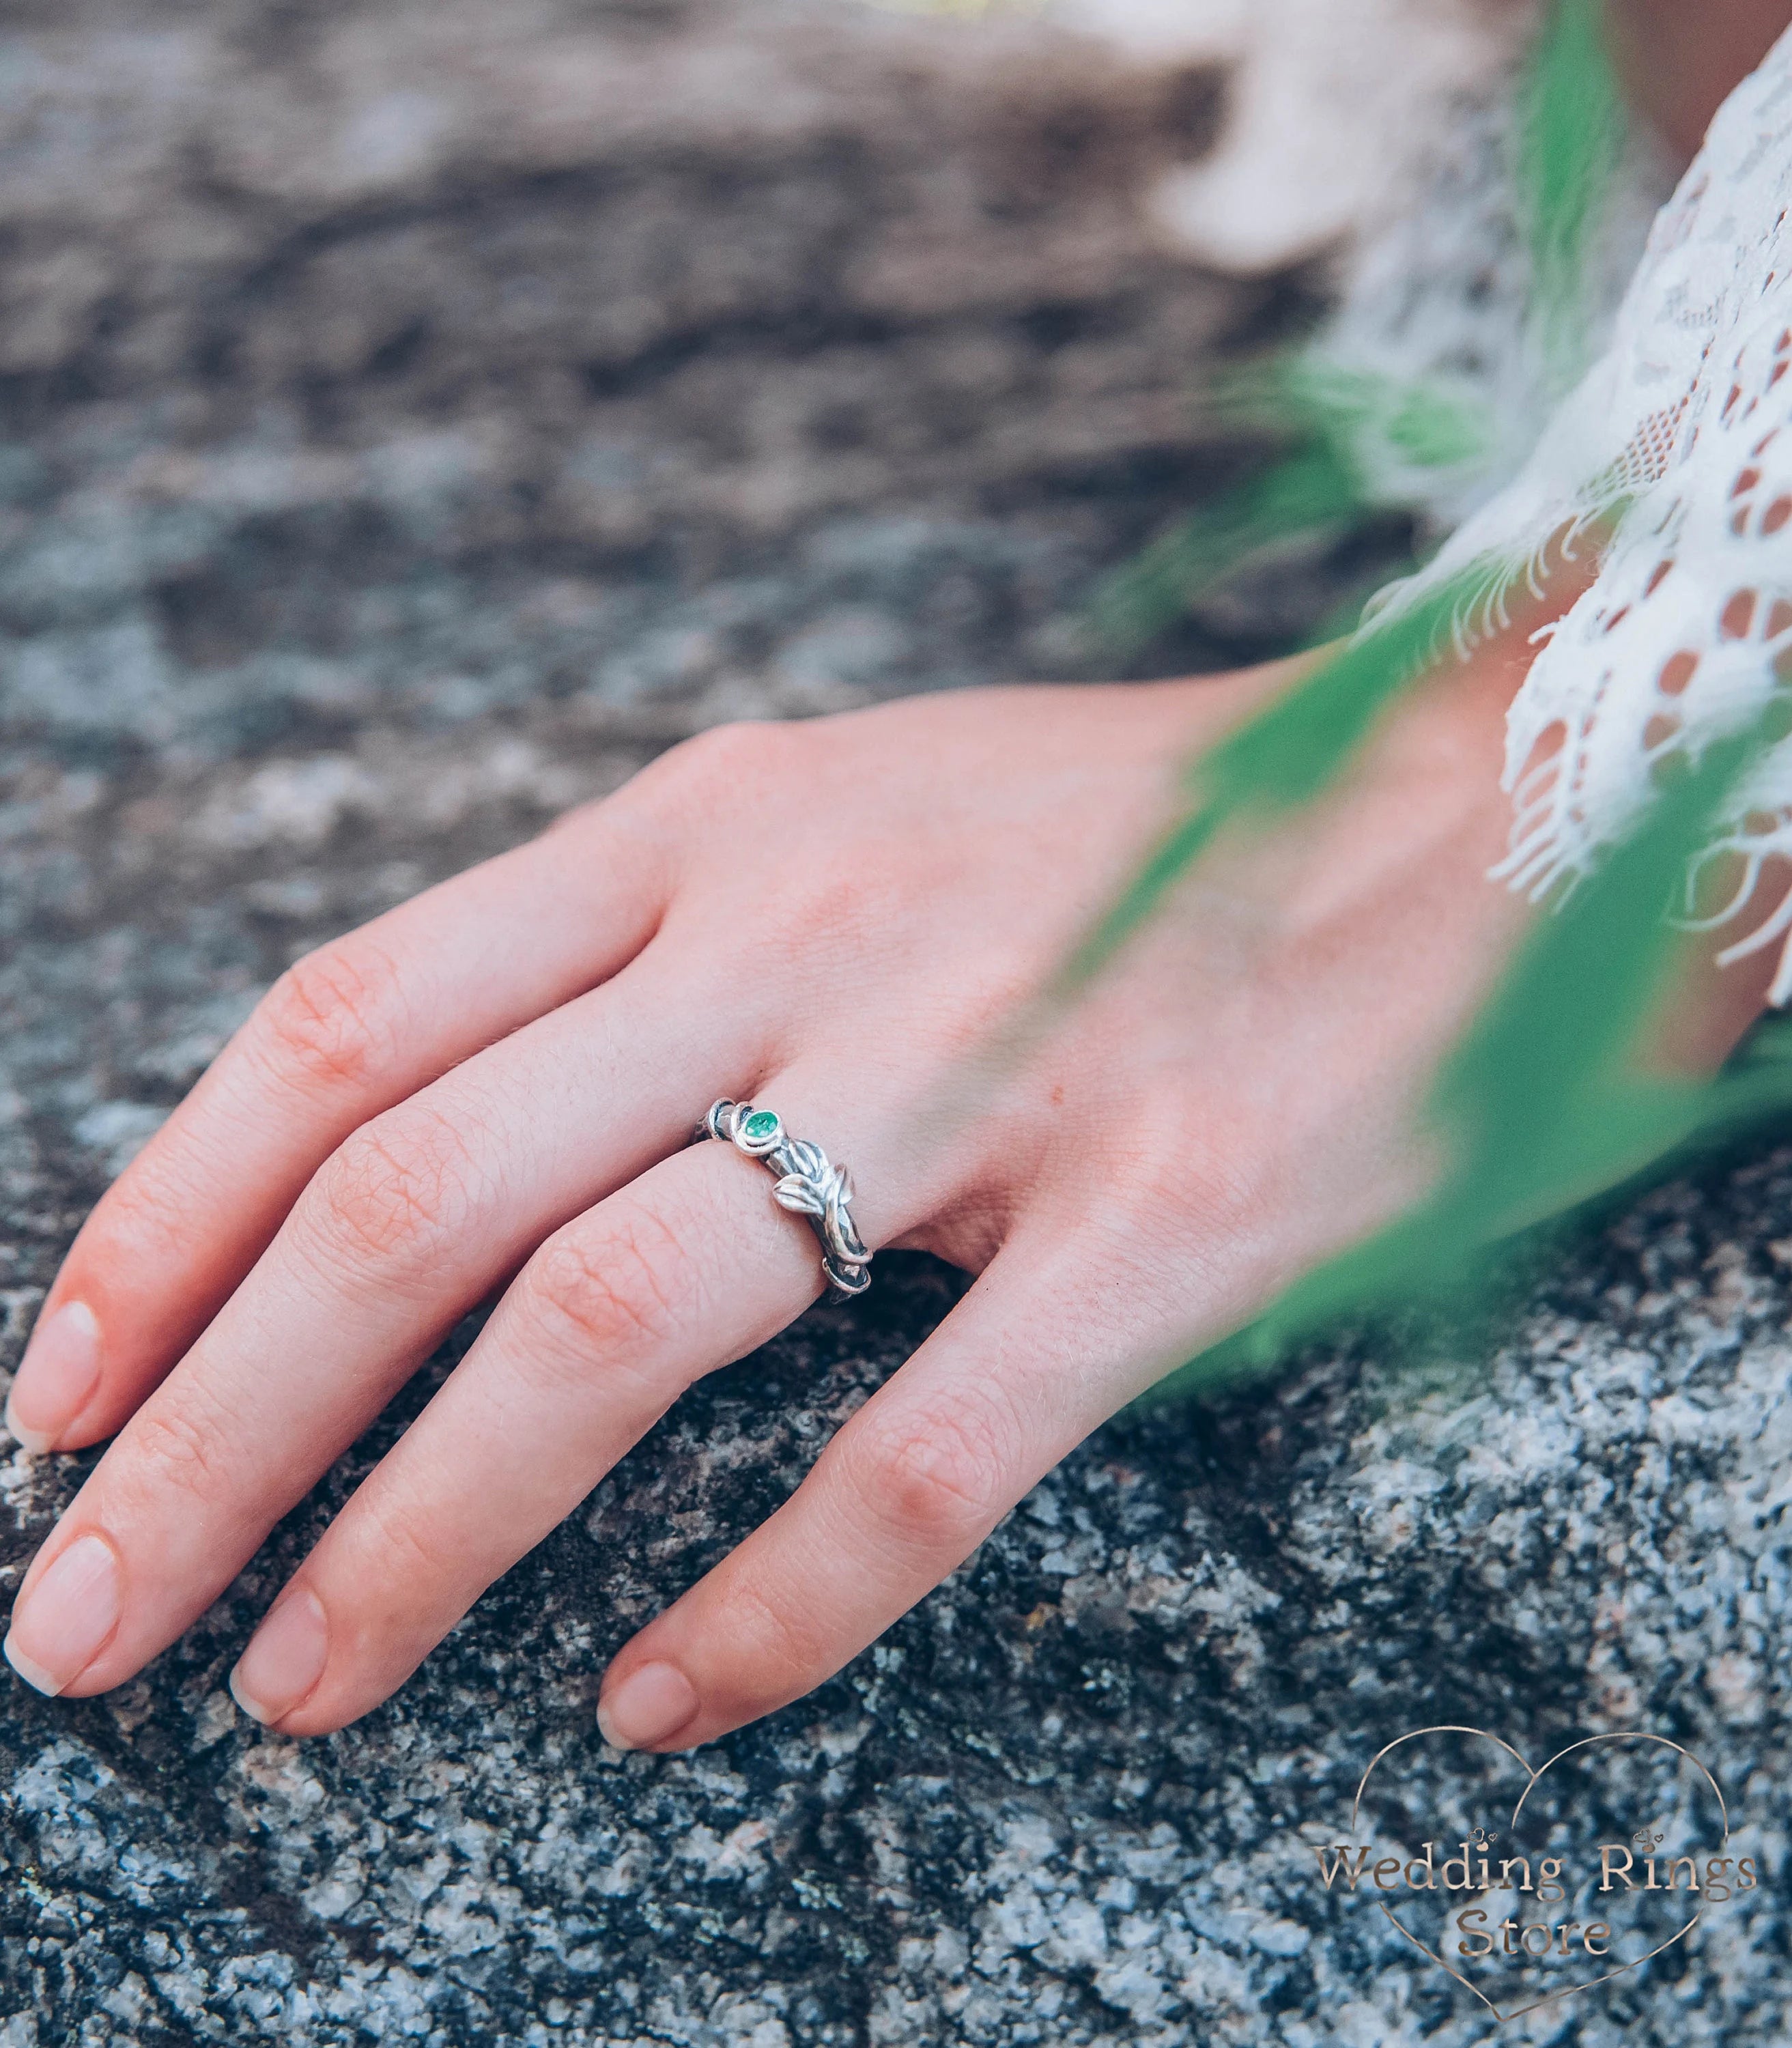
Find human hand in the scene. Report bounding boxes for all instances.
[5,649,1546,1747]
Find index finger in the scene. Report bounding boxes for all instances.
[5,805,668,1456]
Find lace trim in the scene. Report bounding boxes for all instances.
[1367,27,1792,997]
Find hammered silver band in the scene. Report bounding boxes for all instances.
[697,1098,872,1297]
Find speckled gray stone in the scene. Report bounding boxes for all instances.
[4,4,1792,2044]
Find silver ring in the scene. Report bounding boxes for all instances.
[696,1098,872,1297]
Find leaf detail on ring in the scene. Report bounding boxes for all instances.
[773,1174,827,1217]
[784,1139,828,1180]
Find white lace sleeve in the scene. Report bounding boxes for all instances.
[1371,25,1792,998]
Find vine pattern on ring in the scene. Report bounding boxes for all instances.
[700,1098,872,1296]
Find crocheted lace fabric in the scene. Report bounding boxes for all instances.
[1371,24,1792,995]
[1309,79,1670,535]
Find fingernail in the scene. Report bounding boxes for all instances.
[598,1660,700,1751]
[4,1533,122,1696]
[231,1588,329,1726]
[5,1301,102,1454]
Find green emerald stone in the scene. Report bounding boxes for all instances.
[742,1111,780,1143]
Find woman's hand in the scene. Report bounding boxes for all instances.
[3,649,1539,1748]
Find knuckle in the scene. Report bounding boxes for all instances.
[724,1573,827,1688]
[1126,1114,1265,1241]
[638,720,794,818]
[251,943,406,1093]
[526,1212,686,1361]
[124,1393,233,1508]
[353,1490,443,1584]
[79,1141,208,1272]
[846,1386,1016,1550]
[677,718,790,782]
[306,1112,480,1271]
[756,866,890,961]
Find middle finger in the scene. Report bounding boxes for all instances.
[230,1132,831,1732]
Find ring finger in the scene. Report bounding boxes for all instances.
[226,1130,841,1733]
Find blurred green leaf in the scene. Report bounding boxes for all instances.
[1068,568,1484,984]
[1074,0,1739,1415]
[1087,364,1488,661]
[1520,0,1627,379]
[1145,709,1792,1402]
[1086,0,1623,667]
[1088,442,1363,662]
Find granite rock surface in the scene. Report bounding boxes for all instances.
[4,4,1792,2044]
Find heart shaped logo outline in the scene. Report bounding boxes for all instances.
[1348,1726,1730,2025]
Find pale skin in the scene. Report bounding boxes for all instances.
[1,10,1782,1750]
